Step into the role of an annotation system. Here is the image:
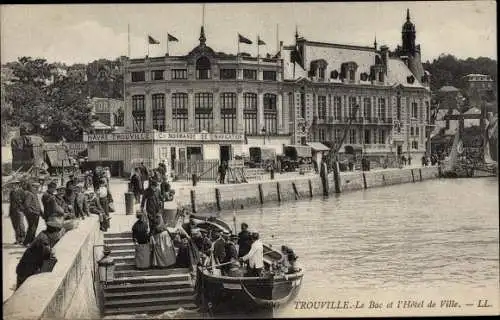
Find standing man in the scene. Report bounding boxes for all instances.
[22,182,42,246]
[139,162,150,189]
[240,232,264,277]
[212,230,227,266]
[41,181,64,221]
[130,168,143,204]
[9,180,26,245]
[237,223,252,258]
[141,180,163,229]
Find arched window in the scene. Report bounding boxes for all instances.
[196,56,211,80]
[263,93,277,134]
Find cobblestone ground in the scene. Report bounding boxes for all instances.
[2,164,428,302]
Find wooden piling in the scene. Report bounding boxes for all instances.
[333,161,341,193]
[308,180,313,198]
[215,188,221,211]
[411,169,415,182]
[258,183,264,205]
[276,182,281,202]
[419,168,423,181]
[362,172,367,189]
[292,182,299,200]
[382,174,386,185]
[190,189,197,213]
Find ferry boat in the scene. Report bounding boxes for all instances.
[176,212,304,316]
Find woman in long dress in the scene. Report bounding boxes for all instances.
[151,217,177,268]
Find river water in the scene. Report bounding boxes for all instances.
[216,177,499,317]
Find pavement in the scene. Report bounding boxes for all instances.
[1,163,430,303]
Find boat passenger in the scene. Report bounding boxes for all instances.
[237,222,252,258]
[240,232,264,277]
[132,211,151,270]
[222,232,240,276]
[212,230,227,266]
[151,220,177,268]
[181,215,197,236]
[281,245,299,274]
[191,228,212,257]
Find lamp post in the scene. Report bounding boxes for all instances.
[58,137,67,186]
[261,127,266,145]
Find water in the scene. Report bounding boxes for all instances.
[215,178,499,317]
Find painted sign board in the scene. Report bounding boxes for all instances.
[83,132,244,142]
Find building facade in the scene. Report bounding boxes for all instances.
[281,9,432,161]
[85,10,433,173]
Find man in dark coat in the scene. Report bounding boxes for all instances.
[141,180,163,229]
[212,230,226,265]
[9,181,26,245]
[16,216,65,289]
[22,182,42,246]
[237,222,252,258]
[130,168,143,203]
[139,162,150,186]
[41,181,64,221]
[218,163,226,184]
[73,183,89,219]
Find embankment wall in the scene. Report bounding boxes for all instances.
[3,216,104,319]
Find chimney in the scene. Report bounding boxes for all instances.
[380,45,389,74]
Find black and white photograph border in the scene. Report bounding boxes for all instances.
[1,1,498,319]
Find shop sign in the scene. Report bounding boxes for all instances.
[84,132,243,142]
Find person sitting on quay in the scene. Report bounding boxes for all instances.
[41,181,65,222]
[15,215,65,289]
[9,180,26,245]
[240,232,264,277]
[73,182,90,220]
[22,181,42,246]
[237,222,252,259]
[86,189,109,231]
[150,217,177,269]
[132,211,151,270]
[130,167,143,204]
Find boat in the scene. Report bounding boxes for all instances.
[176,211,304,316]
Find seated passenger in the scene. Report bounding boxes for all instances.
[223,232,241,276]
[281,245,299,274]
[191,228,212,256]
[240,232,263,277]
[181,215,196,236]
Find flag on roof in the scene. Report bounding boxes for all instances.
[167,33,178,42]
[257,36,266,46]
[238,34,252,44]
[148,35,160,44]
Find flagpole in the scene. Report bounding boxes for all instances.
[257,35,259,59]
[167,37,169,56]
[146,36,149,57]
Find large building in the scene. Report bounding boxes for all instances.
[84,9,433,174]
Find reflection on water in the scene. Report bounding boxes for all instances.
[216,178,499,307]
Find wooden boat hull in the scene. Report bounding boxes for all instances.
[196,267,304,316]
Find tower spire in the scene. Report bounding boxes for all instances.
[374,34,377,49]
[295,25,299,39]
[406,8,410,21]
[199,4,206,45]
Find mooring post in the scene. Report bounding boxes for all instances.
[308,179,313,198]
[419,168,423,181]
[362,172,367,189]
[332,161,341,193]
[276,182,281,202]
[411,169,415,182]
[190,189,197,213]
[382,174,386,185]
[215,188,221,211]
[258,183,264,205]
[292,182,299,200]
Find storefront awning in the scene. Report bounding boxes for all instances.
[307,142,330,152]
[286,145,312,158]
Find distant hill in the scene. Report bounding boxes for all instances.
[423,54,497,93]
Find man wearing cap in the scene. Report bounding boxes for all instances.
[74,183,89,220]
[42,181,64,221]
[15,215,65,289]
[191,228,212,257]
[212,230,227,267]
[132,211,151,270]
[222,232,239,276]
[241,232,264,277]
[238,222,252,258]
[9,180,26,245]
[22,182,42,246]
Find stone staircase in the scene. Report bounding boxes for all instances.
[102,232,198,317]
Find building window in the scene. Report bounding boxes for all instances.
[263,93,277,134]
[131,71,145,82]
[220,69,237,80]
[334,129,342,144]
[151,70,164,81]
[263,71,277,81]
[221,93,236,133]
[364,129,371,144]
[318,128,326,141]
[196,57,211,80]
[172,69,187,80]
[195,93,213,132]
[410,126,414,136]
[333,96,342,120]
[349,128,356,144]
[243,93,257,135]
[318,67,325,81]
[425,101,430,122]
[132,95,145,132]
[378,72,384,82]
[318,96,326,120]
[243,69,257,80]
[348,97,357,119]
[373,129,377,144]
[412,141,418,149]
[378,98,386,120]
[300,93,306,119]
[411,102,418,119]
[99,143,108,158]
[349,69,355,81]
[416,127,419,136]
[172,93,188,132]
[152,93,165,131]
[397,96,402,120]
[363,97,371,120]
[378,129,386,144]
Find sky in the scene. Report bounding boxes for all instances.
[0,2,497,65]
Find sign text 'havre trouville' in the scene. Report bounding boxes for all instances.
[83,132,244,142]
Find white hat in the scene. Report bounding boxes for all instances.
[191,228,201,235]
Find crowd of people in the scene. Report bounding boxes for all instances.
[10,166,115,289]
